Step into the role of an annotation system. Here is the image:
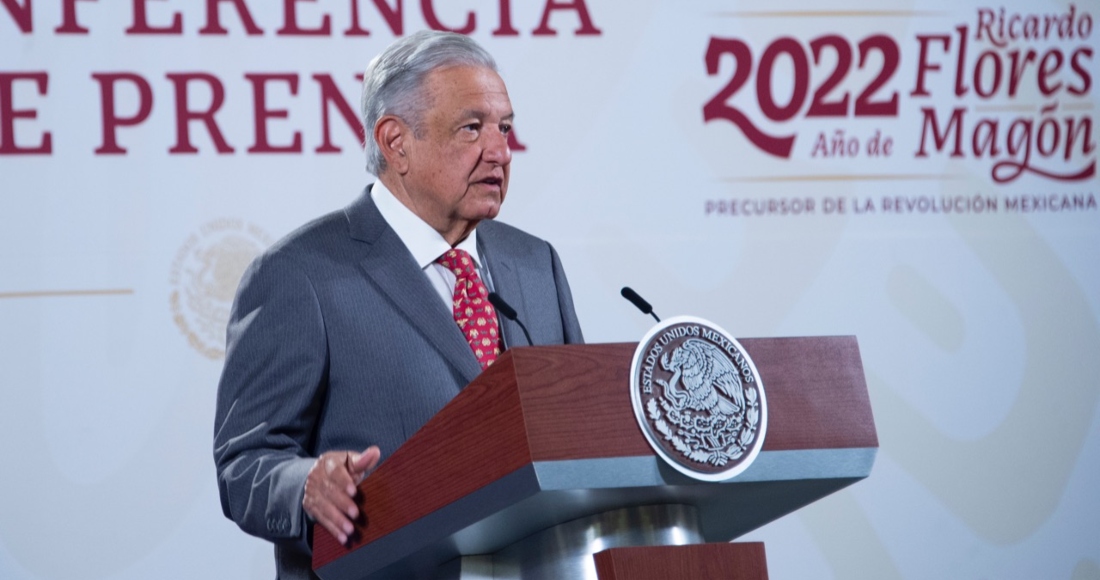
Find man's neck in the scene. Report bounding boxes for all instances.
[378,174,476,246]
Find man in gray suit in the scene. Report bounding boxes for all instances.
[213,31,583,578]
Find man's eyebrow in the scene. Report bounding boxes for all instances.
[457,109,515,121]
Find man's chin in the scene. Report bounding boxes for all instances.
[467,195,504,220]
[477,205,502,221]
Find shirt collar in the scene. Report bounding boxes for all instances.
[371,181,481,268]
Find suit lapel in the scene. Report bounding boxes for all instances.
[345,189,483,385]
[479,225,532,348]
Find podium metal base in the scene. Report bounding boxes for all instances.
[453,504,703,580]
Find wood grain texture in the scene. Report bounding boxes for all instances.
[313,353,532,568]
[512,343,651,461]
[510,337,876,459]
[593,543,770,580]
[741,336,879,451]
[313,337,876,571]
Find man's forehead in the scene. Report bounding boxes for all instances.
[425,65,507,93]
[422,67,512,116]
[456,108,515,120]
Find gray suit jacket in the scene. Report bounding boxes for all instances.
[213,188,584,579]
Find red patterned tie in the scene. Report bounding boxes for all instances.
[437,248,501,369]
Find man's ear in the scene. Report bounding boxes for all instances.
[375,115,410,174]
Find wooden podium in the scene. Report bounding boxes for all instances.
[312,337,877,579]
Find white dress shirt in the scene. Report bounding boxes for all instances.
[370,181,495,309]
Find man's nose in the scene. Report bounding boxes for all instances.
[482,127,512,165]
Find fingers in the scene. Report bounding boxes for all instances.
[303,450,376,545]
[304,487,357,545]
[326,453,357,496]
[348,446,381,481]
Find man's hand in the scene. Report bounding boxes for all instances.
[303,446,381,545]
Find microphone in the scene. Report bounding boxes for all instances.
[488,292,533,347]
[620,287,660,322]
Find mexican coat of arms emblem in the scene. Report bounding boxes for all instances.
[630,316,767,481]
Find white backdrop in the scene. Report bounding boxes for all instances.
[2,1,1098,578]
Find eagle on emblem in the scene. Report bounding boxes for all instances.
[658,338,745,417]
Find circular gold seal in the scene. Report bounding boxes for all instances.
[630,316,767,481]
[169,219,271,359]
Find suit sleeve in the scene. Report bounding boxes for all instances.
[549,243,584,344]
[213,250,326,552]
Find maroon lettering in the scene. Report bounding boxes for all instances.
[493,0,518,36]
[532,0,601,36]
[1036,114,1059,157]
[1006,49,1038,97]
[92,72,153,154]
[345,0,402,36]
[806,35,851,117]
[916,107,964,158]
[1,0,31,33]
[954,26,970,96]
[994,117,1035,182]
[1064,116,1095,161]
[278,0,330,36]
[916,105,1094,183]
[854,35,899,116]
[704,33,902,157]
[911,34,950,97]
[756,38,808,121]
[200,0,263,35]
[972,118,1000,157]
[313,73,363,153]
[1022,15,1038,40]
[810,130,858,158]
[127,0,183,34]
[0,72,51,155]
[1037,49,1065,95]
[421,0,474,34]
[974,5,1093,46]
[975,8,1000,46]
[930,22,1090,101]
[972,50,1003,98]
[1067,47,1093,95]
[166,73,234,153]
[245,73,302,153]
[4,0,614,38]
[506,129,526,151]
[55,0,95,34]
[702,37,794,158]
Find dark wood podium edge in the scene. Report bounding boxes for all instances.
[313,335,876,571]
[594,542,770,580]
[314,342,655,569]
[744,335,877,452]
[312,352,534,569]
[509,337,877,460]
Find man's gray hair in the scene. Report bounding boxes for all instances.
[361,30,499,176]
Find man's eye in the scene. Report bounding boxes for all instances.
[463,123,480,133]
[500,124,512,135]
